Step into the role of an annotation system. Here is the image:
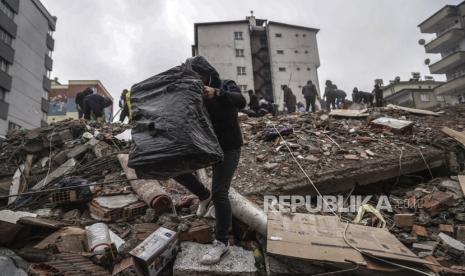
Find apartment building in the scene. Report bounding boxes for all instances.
[0,0,56,137]
[381,79,455,109]
[419,1,465,103]
[192,15,320,109]
[48,80,113,123]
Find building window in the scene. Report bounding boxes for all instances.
[277,50,284,54]
[8,122,21,130]
[0,1,14,19]
[305,50,309,54]
[0,58,9,73]
[279,67,286,72]
[234,32,243,40]
[237,66,246,75]
[296,67,300,71]
[239,85,247,91]
[295,34,299,37]
[294,50,299,53]
[303,34,306,37]
[275,33,282,38]
[436,96,445,102]
[0,28,12,46]
[307,67,311,71]
[420,94,430,102]
[235,49,244,57]
[0,89,5,101]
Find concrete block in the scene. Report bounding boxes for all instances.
[394,213,415,227]
[173,242,256,276]
[457,225,465,243]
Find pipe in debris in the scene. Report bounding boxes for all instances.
[197,169,267,236]
[117,154,173,211]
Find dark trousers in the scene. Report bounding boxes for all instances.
[376,97,383,107]
[174,148,241,244]
[77,106,84,119]
[305,96,316,112]
[326,97,335,111]
[286,104,296,113]
[119,106,129,122]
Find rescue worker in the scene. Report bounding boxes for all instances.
[82,94,113,122]
[173,56,246,265]
[119,89,131,123]
[282,85,296,113]
[323,80,337,112]
[302,80,318,112]
[335,89,347,109]
[75,87,93,118]
[373,84,383,107]
[352,87,360,104]
[247,89,260,113]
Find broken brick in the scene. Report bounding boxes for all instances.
[421,191,454,216]
[179,223,213,244]
[439,224,454,236]
[394,213,415,228]
[412,225,428,238]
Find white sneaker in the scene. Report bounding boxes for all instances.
[196,194,212,217]
[200,240,229,265]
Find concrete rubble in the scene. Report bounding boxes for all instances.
[0,103,463,275]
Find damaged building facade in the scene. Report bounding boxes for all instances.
[48,79,113,123]
[192,14,320,109]
[0,0,56,137]
[419,0,465,103]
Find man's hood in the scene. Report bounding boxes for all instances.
[185,56,221,88]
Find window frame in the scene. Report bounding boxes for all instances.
[278,67,286,72]
[237,66,246,76]
[420,94,430,102]
[235,49,244,57]
[234,31,243,40]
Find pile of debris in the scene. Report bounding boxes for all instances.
[234,105,465,196]
[0,103,464,275]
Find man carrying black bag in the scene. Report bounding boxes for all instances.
[173,56,246,265]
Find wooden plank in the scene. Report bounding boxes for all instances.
[442,127,465,147]
[458,175,465,198]
[387,104,440,116]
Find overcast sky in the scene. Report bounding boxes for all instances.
[42,0,460,102]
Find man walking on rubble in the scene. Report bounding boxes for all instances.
[119,89,131,123]
[335,89,347,109]
[323,80,337,112]
[282,85,296,113]
[75,87,93,119]
[173,56,246,265]
[247,89,260,113]
[302,80,318,112]
[373,84,383,107]
[82,93,113,122]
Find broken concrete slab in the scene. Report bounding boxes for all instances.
[371,117,413,133]
[329,109,369,118]
[32,158,77,190]
[442,127,465,147]
[387,104,441,116]
[173,241,257,276]
[34,226,86,253]
[0,210,37,245]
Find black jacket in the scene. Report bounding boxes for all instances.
[83,94,112,119]
[207,80,246,151]
[302,84,318,98]
[75,88,93,108]
[248,94,260,112]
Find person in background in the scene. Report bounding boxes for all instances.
[352,87,360,104]
[173,56,246,265]
[323,80,336,112]
[282,85,296,113]
[247,90,260,113]
[82,94,113,122]
[335,89,347,109]
[302,80,318,112]
[373,84,383,107]
[119,89,131,123]
[75,87,93,118]
[297,102,305,112]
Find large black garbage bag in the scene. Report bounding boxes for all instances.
[128,64,224,179]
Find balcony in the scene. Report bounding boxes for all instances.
[46,33,54,50]
[44,54,53,71]
[41,97,49,113]
[0,70,12,91]
[0,100,8,119]
[435,74,465,95]
[425,28,465,53]
[0,40,14,64]
[429,51,465,74]
[419,5,458,34]
[0,10,17,37]
[43,76,51,92]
